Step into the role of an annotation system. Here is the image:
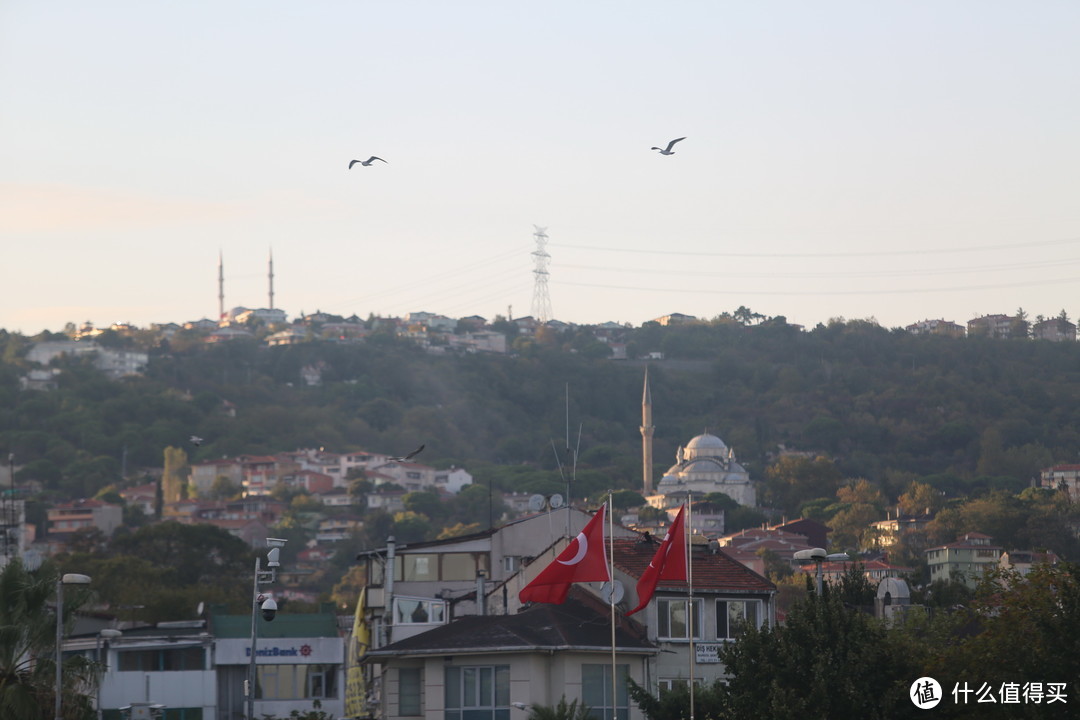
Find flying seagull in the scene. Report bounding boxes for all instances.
[349,156,387,168]
[189,435,204,447]
[651,137,686,155]
[389,444,424,462]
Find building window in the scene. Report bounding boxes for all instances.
[656,599,702,640]
[503,556,520,574]
[401,554,438,581]
[582,664,629,720]
[657,679,690,694]
[716,599,761,640]
[256,664,339,700]
[400,667,422,716]
[394,597,447,624]
[444,665,510,720]
[117,647,205,671]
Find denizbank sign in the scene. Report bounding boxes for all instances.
[216,637,344,665]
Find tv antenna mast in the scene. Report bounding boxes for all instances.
[531,226,553,323]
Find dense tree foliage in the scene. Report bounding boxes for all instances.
[4,320,1080,506]
[0,560,96,720]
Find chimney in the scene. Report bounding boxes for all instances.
[476,569,487,616]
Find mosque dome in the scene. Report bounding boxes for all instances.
[685,433,728,457]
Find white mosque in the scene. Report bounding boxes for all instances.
[640,368,757,508]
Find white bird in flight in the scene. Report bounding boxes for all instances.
[190,435,204,447]
[389,444,425,462]
[349,156,387,168]
[651,137,686,155]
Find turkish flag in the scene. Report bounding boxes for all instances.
[519,504,610,605]
[627,505,687,616]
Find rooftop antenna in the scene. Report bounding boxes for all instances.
[531,226,553,323]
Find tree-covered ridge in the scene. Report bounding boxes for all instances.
[4,318,1080,504]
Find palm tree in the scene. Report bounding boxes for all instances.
[0,559,96,719]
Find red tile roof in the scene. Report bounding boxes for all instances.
[611,537,774,593]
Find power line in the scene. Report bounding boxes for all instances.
[555,275,1080,297]
[549,235,1080,259]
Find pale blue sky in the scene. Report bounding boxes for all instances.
[2,2,1078,333]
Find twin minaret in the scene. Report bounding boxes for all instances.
[640,367,654,496]
[217,250,275,321]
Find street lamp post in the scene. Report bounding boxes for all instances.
[55,573,91,720]
[96,629,122,720]
[247,538,286,720]
[793,548,850,595]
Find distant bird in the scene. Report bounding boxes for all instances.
[349,156,387,168]
[190,435,204,447]
[651,137,686,155]
[389,444,424,462]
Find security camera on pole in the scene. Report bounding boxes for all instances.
[247,538,286,720]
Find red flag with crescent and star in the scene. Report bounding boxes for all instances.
[627,504,687,616]
[519,503,610,605]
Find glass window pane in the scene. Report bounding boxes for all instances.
[494,666,509,707]
[446,667,461,710]
[400,668,422,715]
[670,602,687,638]
[479,667,492,706]
[464,668,477,707]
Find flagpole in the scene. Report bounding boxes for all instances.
[687,492,695,720]
[608,497,617,720]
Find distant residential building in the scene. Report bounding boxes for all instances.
[796,558,915,587]
[1000,549,1060,576]
[448,330,507,354]
[206,326,254,343]
[926,532,1003,588]
[511,315,538,335]
[366,488,407,514]
[866,511,933,550]
[316,516,364,544]
[27,340,148,379]
[231,307,287,326]
[433,467,473,494]
[119,482,158,516]
[905,318,965,337]
[651,312,698,326]
[1032,317,1076,342]
[1039,464,1080,503]
[19,367,61,391]
[266,327,310,346]
[372,461,437,493]
[282,469,334,495]
[718,527,817,577]
[457,315,487,331]
[316,487,354,507]
[967,313,1023,339]
[190,458,244,497]
[47,499,123,538]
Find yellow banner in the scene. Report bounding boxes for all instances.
[344,587,370,718]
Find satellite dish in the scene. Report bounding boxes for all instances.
[549,493,564,509]
[528,494,546,512]
[599,580,625,604]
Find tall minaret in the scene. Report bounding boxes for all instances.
[218,251,225,321]
[640,367,655,496]
[268,248,275,310]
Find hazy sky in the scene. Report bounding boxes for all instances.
[3,2,1079,334]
